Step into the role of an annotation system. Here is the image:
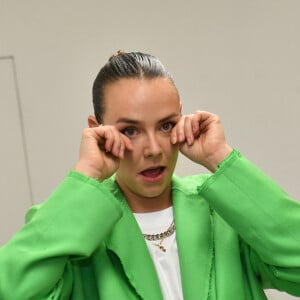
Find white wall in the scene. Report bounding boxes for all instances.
[1,1,300,299]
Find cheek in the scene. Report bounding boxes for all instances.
[120,147,141,168]
[169,145,179,166]
[165,140,179,156]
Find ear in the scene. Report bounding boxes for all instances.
[179,101,183,114]
[88,115,100,128]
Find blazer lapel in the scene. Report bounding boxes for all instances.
[172,175,214,300]
[101,175,214,300]
[105,182,163,300]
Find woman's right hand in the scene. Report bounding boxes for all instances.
[73,125,133,181]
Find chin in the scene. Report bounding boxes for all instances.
[137,184,170,199]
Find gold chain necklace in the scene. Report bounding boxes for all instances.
[143,220,175,252]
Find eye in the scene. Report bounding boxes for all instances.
[161,122,175,133]
[122,127,138,138]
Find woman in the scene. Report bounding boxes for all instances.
[0,51,300,299]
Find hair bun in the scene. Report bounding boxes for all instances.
[109,50,126,61]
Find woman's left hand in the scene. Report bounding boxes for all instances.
[171,111,233,172]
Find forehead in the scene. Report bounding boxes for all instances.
[102,78,180,124]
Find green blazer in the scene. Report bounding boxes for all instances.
[0,151,300,299]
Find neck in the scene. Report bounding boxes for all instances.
[116,180,172,213]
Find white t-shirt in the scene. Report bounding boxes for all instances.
[134,207,183,300]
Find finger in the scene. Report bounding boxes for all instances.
[198,111,221,133]
[116,139,129,159]
[117,135,134,159]
[118,141,125,159]
[94,126,118,154]
[191,114,200,136]
[170,125,178,144]
[183,116,194,146]
[173,116,186,144]
[195,111,218,126]
[121,134,134,152]
[93,126,133,159]
[103,128,116,153]
[111,129,135,159]
[110,129,126,158]
[92,126,108,148]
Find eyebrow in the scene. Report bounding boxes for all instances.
[116,113,180,125]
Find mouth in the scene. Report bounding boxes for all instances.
[139,166,166,182]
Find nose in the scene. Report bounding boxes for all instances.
[143,133,162,157]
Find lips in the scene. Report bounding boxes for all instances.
[140,167,165,178]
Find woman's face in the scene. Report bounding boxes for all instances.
[102,78,181,208]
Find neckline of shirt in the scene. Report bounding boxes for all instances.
[133,206,174,234]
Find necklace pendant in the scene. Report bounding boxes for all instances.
[155,243,166,252]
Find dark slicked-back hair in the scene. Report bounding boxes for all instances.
[92,51,176,123]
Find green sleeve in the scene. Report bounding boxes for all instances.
[198,150,300,296]
[0,171,122,299]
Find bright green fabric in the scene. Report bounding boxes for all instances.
[0,151,300,299]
